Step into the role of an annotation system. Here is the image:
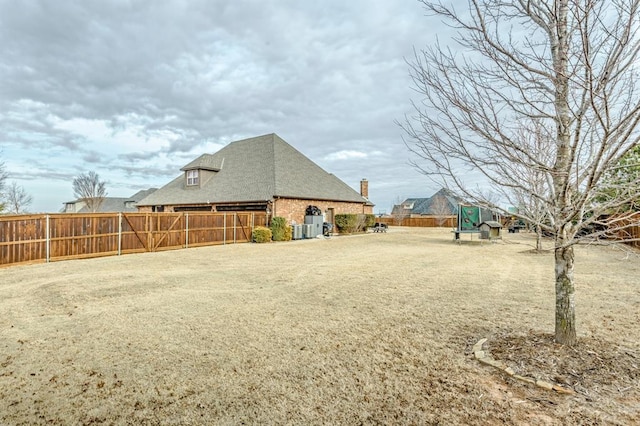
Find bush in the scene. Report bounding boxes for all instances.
[252,226,272,243]
[335,214,358,233]
[270,216,291,241]
[335,214,370,234]
[365,214,376,228]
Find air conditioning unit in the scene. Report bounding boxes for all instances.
[305,215,323,237]
[303,224,315,239]
[292,225,303,240]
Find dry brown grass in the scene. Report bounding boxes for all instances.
[0,227,638,425]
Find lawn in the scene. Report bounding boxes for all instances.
[0,227,638,424]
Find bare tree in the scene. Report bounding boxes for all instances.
[597,144,640,211]
[0,157,7,212]
[5,181,33,214]
[391,196,411,225]
[429,193,454,227]
[507,120,555,251]
[401,1,640,345]
[72,171,107,213]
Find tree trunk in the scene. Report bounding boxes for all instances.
[536,226,543,251]
[554,244,576,345]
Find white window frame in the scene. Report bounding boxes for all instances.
[186,170,199,186]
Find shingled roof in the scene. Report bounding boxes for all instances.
[392,188,461,216]
[137,133,371,207]
[65,188,158,213]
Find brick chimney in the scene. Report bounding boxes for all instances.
[360,179,369,198]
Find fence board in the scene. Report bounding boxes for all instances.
[0,212,267,267]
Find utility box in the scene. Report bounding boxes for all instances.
[479,221,502,240]
[292,225,303,240]
[304,215,323,238]
[303,224,315,239]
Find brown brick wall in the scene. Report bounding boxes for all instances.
[138,199,373,225]
[273,198,373,225]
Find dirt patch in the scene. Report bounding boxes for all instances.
[487,331,640,422]
[0,227,639,424]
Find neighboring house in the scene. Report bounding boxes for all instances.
[63,188,158,213]
[136,133,374,224]
[391,188,462,217]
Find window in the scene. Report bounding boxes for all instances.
[186,170,199,186]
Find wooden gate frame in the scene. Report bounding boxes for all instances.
[122,213,185,252]
[235,213,250,242]
[151,213,183,251]
[122,213,149,251]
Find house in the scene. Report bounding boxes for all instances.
[63,188,157,213]
[136,133,374,225]
[391,188,461,217]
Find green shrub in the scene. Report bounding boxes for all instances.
[365,214,376,228]
[335,214,370,234]
[270,216,291,241]
[335,214,357,233]
[252,226,272,243]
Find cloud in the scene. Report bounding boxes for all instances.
[324,150,369,161]
[0,0,446,213]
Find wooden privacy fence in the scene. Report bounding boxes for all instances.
[376,216,457,228]
[610,213,640,248]
[0,212,267,267]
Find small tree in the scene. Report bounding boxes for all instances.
[72,171,107,213]
[391,196,411,225]
[5,181,33,214]
[506,120,555,251]
[429,193,453,227]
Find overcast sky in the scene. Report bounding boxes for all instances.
[0,0,458,214]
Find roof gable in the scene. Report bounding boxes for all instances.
[396,188,463,215]
[180,154,223,172]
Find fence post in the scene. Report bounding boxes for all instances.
[185,213,189,248]
[45,214,50,263]
[118,213,122,256]
[223,212,226,245]
[234,212,237,243]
